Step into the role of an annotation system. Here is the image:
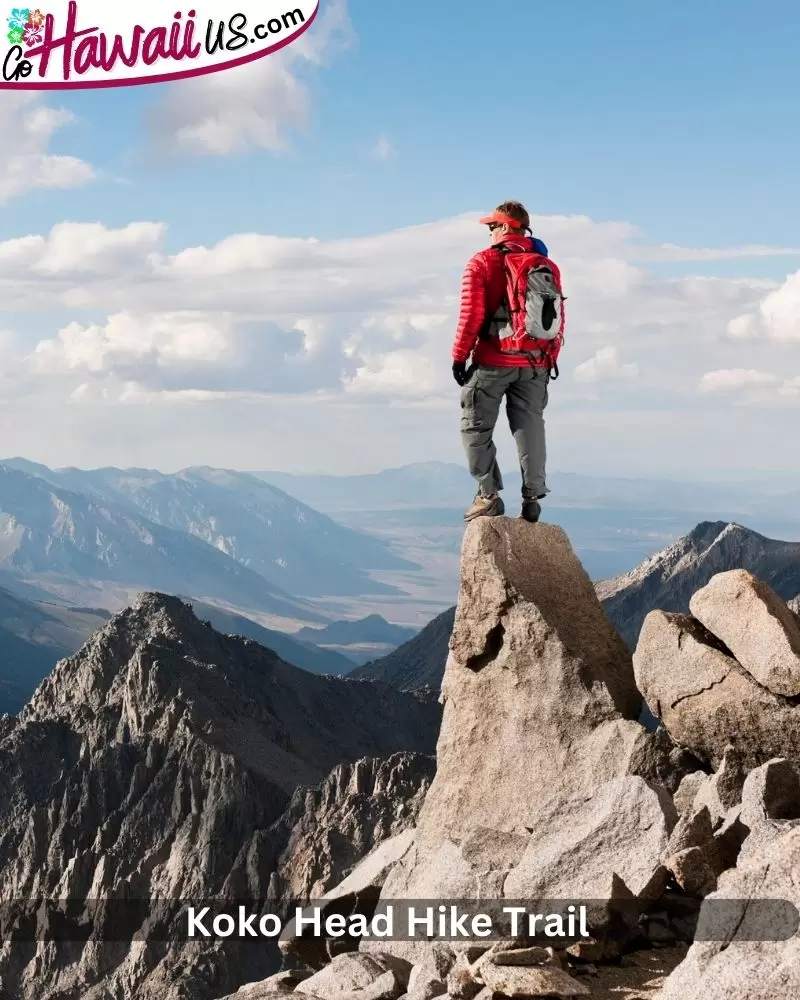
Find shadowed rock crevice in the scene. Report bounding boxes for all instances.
[463,619,507,672]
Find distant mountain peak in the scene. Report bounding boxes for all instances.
[597,520,800,648]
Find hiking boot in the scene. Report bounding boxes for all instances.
[519,498,542,523]
[464,493,505,522]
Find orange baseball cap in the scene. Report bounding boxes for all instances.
[479,210,524,228]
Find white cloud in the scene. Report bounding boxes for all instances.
[1,208,799,447]
[698,369,781,393]
[373,136,396,161]
[727,270,800,342]
[31,310,357,396]
[0,93,95,202]
[573,346,639,384]
[639,243,800,262]
[147,0,354,156]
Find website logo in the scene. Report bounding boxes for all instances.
[1,0,318,89]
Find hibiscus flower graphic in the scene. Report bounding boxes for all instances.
[7,24,24,44]
[27,7,44,26]
[22,21,41,44]
[6,7,30,31]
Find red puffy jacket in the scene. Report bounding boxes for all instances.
[451,234,560,368]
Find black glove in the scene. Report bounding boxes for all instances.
[452,361,468,386]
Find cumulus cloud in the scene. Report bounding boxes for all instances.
[727,270,800,342]
[147,0,354,156]
[1,209,799,417]
[32,311,358,397]
[0,93,95,203]
[573,346,639,384]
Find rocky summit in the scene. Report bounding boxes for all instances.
[413,519,672,845]
[5,516,800,1000]
[355,521,800,696]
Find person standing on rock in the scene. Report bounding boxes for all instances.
[452,201,565,523]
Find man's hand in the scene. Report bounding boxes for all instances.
[452,361,469,386]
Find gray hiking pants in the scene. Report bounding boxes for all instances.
[459,365,550,499]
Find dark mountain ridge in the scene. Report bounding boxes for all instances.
[0,593,440,999]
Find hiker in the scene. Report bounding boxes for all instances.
[451,200,565,523]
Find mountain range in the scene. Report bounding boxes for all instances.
[257,461,800,517]
[596,519,800,648]
[3,459,415,598]
[259,460,800,585]
[354,520,800,690]
[0,462,324,622]
[295,614,420,665]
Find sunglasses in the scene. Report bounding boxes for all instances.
[487,222,503,232]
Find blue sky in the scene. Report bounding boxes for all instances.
[1,0,800,483]
[5,0,799,256]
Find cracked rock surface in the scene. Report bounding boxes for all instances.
[634,611,800,768]
[360,520,688,959]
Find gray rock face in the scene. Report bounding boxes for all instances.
[673,771,710,816]
[415,519,648,846]
[299,953,412,1000]
[0,594,439,1000]
[406,947,452,1000]
[740,759,800,830]
[269,753,434,901]
[356,520,688,969]
[278,829,422,970]
[219,971,311,998]
[657,826,800,999]
[690,570,800,697]
[661,794,745,899]
[477,963,589,997]
[504,776,676,901]
[633,611,800,768]
[693,746,747,825]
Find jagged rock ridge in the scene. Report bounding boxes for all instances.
[0,594,439,1000]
